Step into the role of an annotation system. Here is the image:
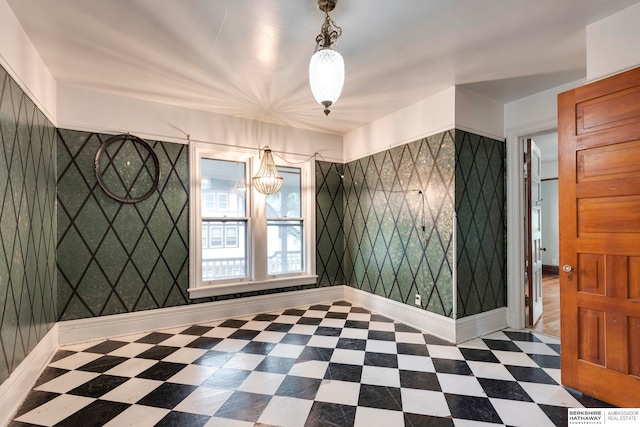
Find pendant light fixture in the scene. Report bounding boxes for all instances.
[309,0,344,116]
[252,146,283,195]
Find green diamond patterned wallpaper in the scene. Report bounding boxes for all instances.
[316,161,345,286]
[57,130,191,320]
[0,66,57,385]
[343,131,456,316]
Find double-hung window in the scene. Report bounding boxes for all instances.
[188,143,316,298]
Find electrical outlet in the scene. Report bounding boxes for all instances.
[414,293,421,306]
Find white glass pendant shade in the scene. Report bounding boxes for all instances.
[252,148,283,195]
[309,48,344,114]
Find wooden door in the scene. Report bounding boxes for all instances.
[526,138,544,326]
[558,66,640,407]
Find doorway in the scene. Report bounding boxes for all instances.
[523,131,560,336]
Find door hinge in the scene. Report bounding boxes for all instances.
[525,295,530,307]
[523,152,531,164]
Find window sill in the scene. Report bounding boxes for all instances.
[187,274,318,299]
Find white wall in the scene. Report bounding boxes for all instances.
[57,84,343,162]
[0,0,56,122]
[587,2,640,82]
[455,86,504,141]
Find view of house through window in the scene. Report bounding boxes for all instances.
[266,167,303,274]
[201,158,247,280]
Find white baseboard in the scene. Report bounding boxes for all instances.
[343,286,456,342]
[0,324,59,427]
[455,307,508,343]
[58,285,344,345]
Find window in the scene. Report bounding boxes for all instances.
[189,143,316,298]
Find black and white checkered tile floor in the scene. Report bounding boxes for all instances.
[10,301,610,427]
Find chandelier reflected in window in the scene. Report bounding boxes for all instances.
[309,0,344,116]
[252,147,283,195]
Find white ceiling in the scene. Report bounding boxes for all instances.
[7,0,640,136]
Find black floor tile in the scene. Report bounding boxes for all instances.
[218,319,248,328]
[368,330,395,341]
[324,362,363,383]
[13,391,59,418]
[84,340,128,354]
[155,411,210,427]
[55,400,129,427]
[350,307,370,314]
[394,323,421,333]
[77,355,129,373]
[482,339,522,352]
[460,348,500,363]
[137,361,187,381]
[239,341,276,355]
[527,353,561,369]
[180,325,214,336]
[432,358,472,375]
[505,365,557,384]
[281,333,312,345]
[255,356,296,374]
[445,394,502,424]
[298,317,323,326]
[344,320,369,329]
[283,309,306,316]
[477,378,533,401]
[397,342,430,356]
[276,376,323,400]
[309,304,331,311]
[135,332,173,344]
[265,322,293,333]
[192,350,234,367]
[304,401,356,427]
[325,312,348,319]
[404,413,455,427]
[399,370,441,391]
[358,384,402,410]
[33,367,69,387]
[50,350,76,363]
[68,374,129,398]
[539,404,570,426]
[364,352,398,368]
[186,336,223,350]
[201,367,251,389]
[337,338,367,351]
[229,329,261,340]
[135,345,179,360]
[423,334,454,346]
[315,327,342,336]
[214,391,272,422]
[503,331,542,342]
[137,382,197,409]
[298,346,333,361]
[252,313,279,322]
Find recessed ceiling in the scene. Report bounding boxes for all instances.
[7,0,640,135]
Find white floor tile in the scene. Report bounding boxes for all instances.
[101,378,164,404]
[513,341,559,355]
[395,332,426,344]
[354,407,405,427]
[241,320,272,331]
[162,347,208,364]
[543,367,561,384]
[467,361,516,381]
[330,348,366,365]
[319,318,346,328]
[492,350,539,367]
[457,338,491,350]
[203,327,236,339]
[328,305,352,313]
[340,328,369,339]
[108,342,155,358]
[160,334,198,348]
[60,340,105,352]
[305,310,329,319]
[427,345,465,360]
[48,351,102,370]
[269,343,305,359]
[167,364,218,386]
[252,330,286,343]
[16,394,94,426]
[288,360,329,379]
[204,417,253,427]
[223,353,265,370]
[103,404,169,427]
[257,396,314,427]
[274,315,302,324]
[306,335,339,348]
[361,366,400,387]
[365,339,397,354]
[490,398,556,427]
[397,354,435,372]
[482,331,511,340]
[173,387,235,416]
[212,338,251,353]
[237,371,285,395]
[401,388,451,417]
[518,382,583,407]
[105,358,158,377]
[34,370,100,393]
[437,373,486,397]
[369,321,395,331]
[315,379,361,406]
[347,313,371,321]
[288,324,318,335]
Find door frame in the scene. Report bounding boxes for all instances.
[505,120,557,330]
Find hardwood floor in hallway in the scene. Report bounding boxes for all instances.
[530,275,560,337]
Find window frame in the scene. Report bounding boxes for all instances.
[188,142,317,298]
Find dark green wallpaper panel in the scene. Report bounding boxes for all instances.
[56,130,190,320]
[343,131,456,316]
[0,67,57,385]
[455,131,506,317]
[316,161,345,286]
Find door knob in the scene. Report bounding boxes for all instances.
[562,265,572,272]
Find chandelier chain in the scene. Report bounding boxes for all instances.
[315,11,342,50]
